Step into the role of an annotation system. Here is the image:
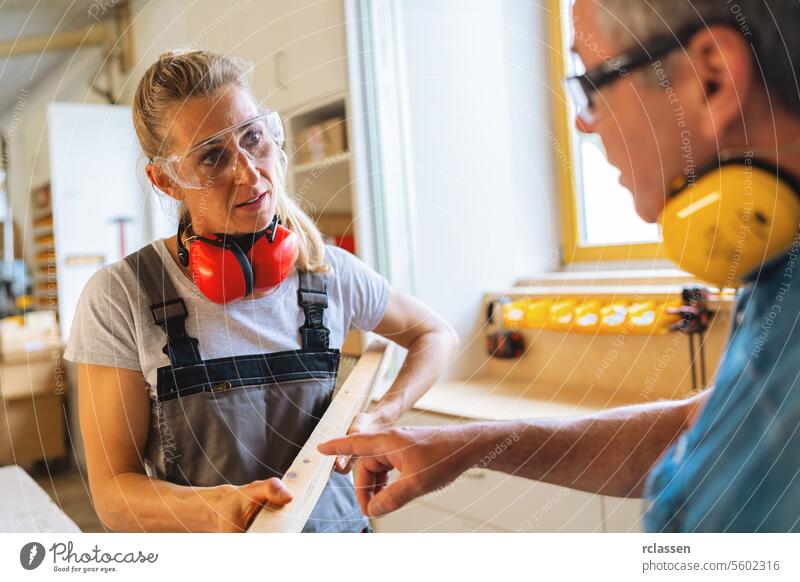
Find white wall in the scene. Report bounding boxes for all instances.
[396,0,561,378]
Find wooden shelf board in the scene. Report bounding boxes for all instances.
[32,207,52,220]
[290,151,351,175]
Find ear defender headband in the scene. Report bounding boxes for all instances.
[177,215,300,304]
[659,158,800,288]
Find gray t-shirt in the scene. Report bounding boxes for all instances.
[64,239,390,398]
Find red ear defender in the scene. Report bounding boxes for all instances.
[178,217,299,304]
[187,234,253,304]
[248,222,300,293]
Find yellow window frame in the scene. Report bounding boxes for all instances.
[548,0,668,264]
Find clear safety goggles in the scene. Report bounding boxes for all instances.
[153,110,285,189]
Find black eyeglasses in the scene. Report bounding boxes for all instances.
[565,21,734,124]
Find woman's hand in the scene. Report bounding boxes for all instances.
[80,364,294,532]
[215,478,294,532]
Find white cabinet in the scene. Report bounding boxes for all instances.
[371,411,613,533]
[603,496,646,533]
[419,468,603,533]
[233,0,349,115]
[373,499,507,533]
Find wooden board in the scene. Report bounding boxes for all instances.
[248,340,391,533]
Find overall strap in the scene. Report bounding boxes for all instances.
[297,271,331,350]
[124,244,202,367]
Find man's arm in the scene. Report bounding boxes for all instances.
[319,390,710,516]
[467,390,709,497]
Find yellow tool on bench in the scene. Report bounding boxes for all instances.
[502,297,683,336]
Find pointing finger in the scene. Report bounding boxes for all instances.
[318,433,385,457]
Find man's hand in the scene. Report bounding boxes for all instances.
[333,411,384,473]
[319,425,476,516]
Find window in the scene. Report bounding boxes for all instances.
[551,0,667,263]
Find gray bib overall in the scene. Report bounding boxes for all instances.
[124,244,368,532]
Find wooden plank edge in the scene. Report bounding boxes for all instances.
[247,340,391,533]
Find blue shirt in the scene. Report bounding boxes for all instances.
[644,242,800,532]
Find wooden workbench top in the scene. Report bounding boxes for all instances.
[404,378,621,422]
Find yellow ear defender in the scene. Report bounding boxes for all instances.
[659,159,800,288]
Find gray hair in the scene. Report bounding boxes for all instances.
[595,0,800,112]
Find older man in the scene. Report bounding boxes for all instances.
[320,0,800,532]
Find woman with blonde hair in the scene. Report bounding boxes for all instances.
[64,50,459,532]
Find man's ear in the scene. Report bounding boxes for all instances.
[686,25,755,142]
[146,163,183,200]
